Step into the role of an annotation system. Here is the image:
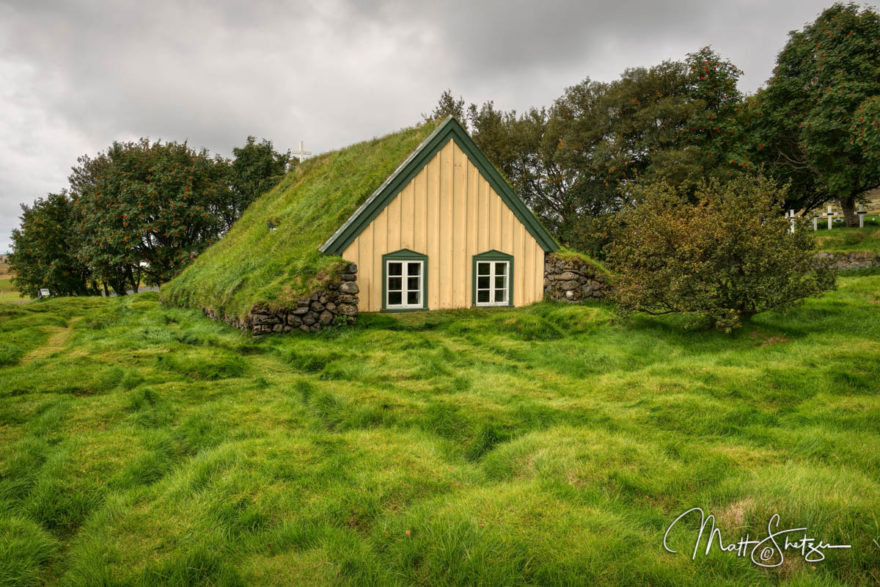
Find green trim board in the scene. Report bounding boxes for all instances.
[319,117,559,256]
[471,249,514,307]
[381,248,428,312]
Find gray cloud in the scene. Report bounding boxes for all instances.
[0,0,845,250]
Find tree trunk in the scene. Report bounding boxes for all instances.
[127,265,139,293]
[840,196,858,227]
[111,274,127,296]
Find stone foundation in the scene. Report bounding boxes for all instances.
[544,253,612,302]
[203,263,359,336]
[816,251,880,271]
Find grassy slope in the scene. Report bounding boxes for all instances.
[160,121,439,321]
[812,220,880,253]
[0,263,24,303]
[552,247,611,276]
[2,275,879,584]
[0,276,21,303]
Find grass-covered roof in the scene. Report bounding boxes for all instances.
[161,120,440,320]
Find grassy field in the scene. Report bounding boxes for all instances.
[811,220,880,253]
[1,273,879,585]
[0,263,24,304]
[0,276,20,304]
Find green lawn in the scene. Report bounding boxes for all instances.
[0,274,24,304]
[811,219,880,253]
[1,276,879,585]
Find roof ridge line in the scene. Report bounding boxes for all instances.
[319,116,557,256]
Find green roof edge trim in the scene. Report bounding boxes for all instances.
[318,116,559,256]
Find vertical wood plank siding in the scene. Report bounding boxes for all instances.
[342,139,544,311]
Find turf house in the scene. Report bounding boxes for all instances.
[162,117,610,334]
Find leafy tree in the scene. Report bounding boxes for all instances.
[852,95,880,166]
[607,176,835,332]
[559,50,746,196]
[427,51,747,253]
[227,137,292,230]
[467,100,521,179]
[426,89,467,122]
[70,139,230,292]
[583,62,700,188]
[9,193,97,298]
[532,49,745,251]
[469,102,583,238]
[752,3,880,223]
[683,47,749,183]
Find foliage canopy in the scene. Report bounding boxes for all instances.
[607,176,836,331]
[748,3,880,223]
[70,139,231,292]
[440,47,748,253]
[9,193,97,298]
[227,137,293,230]
[11,136,291,297]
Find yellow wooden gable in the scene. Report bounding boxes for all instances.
[319,117,557,312]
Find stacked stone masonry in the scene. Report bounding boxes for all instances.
[543,253,611,302]
[204,253,615,335]
[203,263,359,336]
[816,251,880,271]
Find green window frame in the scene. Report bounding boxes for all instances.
[472,250,513,307]
[382,249,428,312]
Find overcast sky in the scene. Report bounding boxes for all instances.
[0,0,863,251]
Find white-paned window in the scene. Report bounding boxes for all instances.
[386,259,424,310]
[475,260,510,306]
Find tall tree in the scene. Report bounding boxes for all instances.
[530,50,746,248]
[9,193,97,298]
[427,50,748,251]
[851,95,880,170]
[227,137,292,230]
[683,47,748,183]
[753,3,880,223]
[426,89,467,122]
[70,139,230,292]
[469,102,581,238]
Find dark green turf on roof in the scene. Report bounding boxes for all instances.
[160,121,440,321]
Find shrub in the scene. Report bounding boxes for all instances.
[607,177,836,331]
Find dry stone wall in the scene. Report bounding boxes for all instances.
[816,251,880,271]
[202,252,617,334]
[203,263,359,336]
[544,253,612,302]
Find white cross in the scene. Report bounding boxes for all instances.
[291,140,312,161]
[825,205,836,230]
[856,206,868,229]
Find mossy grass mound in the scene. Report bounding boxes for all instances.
[161,121,440,320]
